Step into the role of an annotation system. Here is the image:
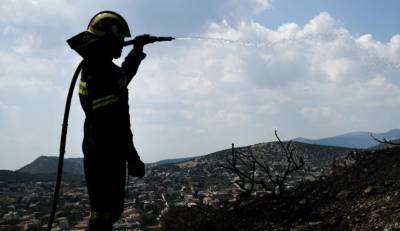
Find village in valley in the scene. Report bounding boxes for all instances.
[0,141,351,230]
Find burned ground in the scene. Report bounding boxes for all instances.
[162,146,400,231]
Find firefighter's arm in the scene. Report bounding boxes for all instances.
[121,48,146,85]
[121,34,158,85]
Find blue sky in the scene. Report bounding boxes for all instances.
[257,0,400,42]
[0,0,399,170]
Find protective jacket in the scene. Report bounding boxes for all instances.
[79,49,145,157]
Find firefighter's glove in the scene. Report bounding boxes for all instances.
[128,159,145,178]
[133,34,154,51]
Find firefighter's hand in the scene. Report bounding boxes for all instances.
[133,34,155,51]
[128,159,145,178]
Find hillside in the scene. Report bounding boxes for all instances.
[17,156,84,175]
[294,129,400,149]
[291,146,400,230]
[6,141,354,187]
[251,146,400,230]
[145,157,198,168]
[201,141,353,165]
[0,141,371,230]
[162,146,400,231]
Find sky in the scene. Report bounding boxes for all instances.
[0,0,399,170]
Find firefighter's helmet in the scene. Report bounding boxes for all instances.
[87,11,131,38]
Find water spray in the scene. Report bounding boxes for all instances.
[173,36,400,71]
[174,36,275,48]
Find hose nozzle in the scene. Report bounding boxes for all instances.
[123,35,175,46]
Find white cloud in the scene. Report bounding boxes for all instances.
[321,58,353,82]
[0,0,78,25]
[0,50,56,91]
[356,74,400,106]
[300,106,342,121]
[0,101,19,113]
[13,34,42,54]
[300,12,344,38]
[219,0,271,20]
[130,12,400,152]
[0,2,399,169]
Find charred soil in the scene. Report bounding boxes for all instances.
[162,147,400,231]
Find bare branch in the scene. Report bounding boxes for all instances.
[274,130,305,194]
[370,133,400,146]
[221,131,305,201]
[219,143,256,195]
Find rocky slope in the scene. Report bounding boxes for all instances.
[292,146,400,231]
[162,146,400,230]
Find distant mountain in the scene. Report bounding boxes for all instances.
[16,155,198,176]
[18,156,84,175]
[294,129,400,149]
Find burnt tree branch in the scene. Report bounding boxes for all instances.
[370,133,400,146]
[220,131,305,199]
